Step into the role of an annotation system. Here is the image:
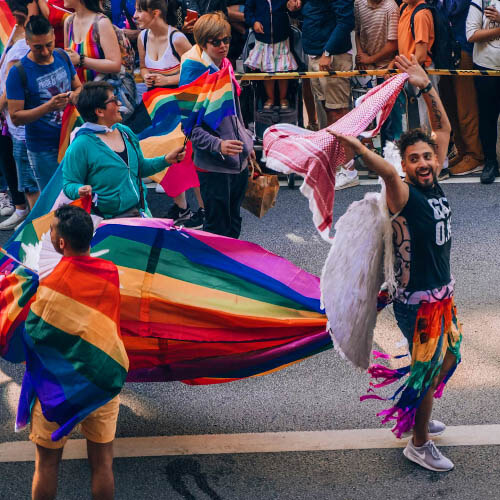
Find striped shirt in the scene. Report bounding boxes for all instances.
[354,0,399,69]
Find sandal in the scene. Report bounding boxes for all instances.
[263,99,274,110]
[280,99,289,110]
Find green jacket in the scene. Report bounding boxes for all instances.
[63,124,169,218]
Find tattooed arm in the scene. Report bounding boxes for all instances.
[394,55,451,172]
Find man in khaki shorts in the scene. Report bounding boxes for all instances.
[287,0,354,126]
[25,205,126,500]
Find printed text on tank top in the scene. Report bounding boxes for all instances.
[392,182,453,304]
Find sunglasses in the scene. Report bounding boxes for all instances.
[103,96,120,106]
[207,36,231,47]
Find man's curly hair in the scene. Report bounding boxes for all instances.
[398,128,437,158]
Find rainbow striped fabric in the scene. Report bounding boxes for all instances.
[0,197,92,365]
[361,298,462,437]
[140,65,236,140]
[92,219,330,384]
[58,104,84,163]
[0,0,15,56]
[16,256,128,441]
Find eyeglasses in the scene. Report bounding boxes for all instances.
[103,96,120,106]
[207,36,231,47]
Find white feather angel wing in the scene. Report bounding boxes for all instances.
[320,191,393,370]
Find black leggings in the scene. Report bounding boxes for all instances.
[474,64,500,163]
[0,134,26,206]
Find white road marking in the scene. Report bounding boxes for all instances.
[1,425,499,463]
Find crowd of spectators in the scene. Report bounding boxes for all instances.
[0,0,499,232]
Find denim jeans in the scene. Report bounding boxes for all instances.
[12,138,39,193]
[27,148,59,192]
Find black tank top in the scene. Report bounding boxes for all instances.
[393,183,451,292]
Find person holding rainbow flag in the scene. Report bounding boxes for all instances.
[179,12,254,239]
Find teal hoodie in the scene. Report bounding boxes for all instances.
[63,124,169,218]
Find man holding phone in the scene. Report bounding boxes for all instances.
[7,15,81,202]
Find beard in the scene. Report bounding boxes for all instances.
[406,168,438,190]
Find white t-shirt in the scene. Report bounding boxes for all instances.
[466,0,500,69]
[0,38,29,140]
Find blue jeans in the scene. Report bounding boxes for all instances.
[12,138,39,193]
[26,148,59,192]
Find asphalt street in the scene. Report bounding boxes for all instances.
[0,181,499,499]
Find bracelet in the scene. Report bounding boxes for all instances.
[79,53,85,68]
[416,81,432,98]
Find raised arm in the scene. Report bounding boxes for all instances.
[395,55,451,170]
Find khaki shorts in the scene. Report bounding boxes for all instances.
[30,396,120,449]
[308,53,353,110]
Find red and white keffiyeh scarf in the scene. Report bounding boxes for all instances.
[263,74,409,241]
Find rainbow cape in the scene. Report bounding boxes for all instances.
[16,256,128,441]
[138,64,236,140]
[0,0,15,56]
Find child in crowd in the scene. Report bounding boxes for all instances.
[244,0,297,110]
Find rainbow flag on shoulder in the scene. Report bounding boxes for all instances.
[16,255,128,441]
[139,65,236,140]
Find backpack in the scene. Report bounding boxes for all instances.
[400,0,461,69]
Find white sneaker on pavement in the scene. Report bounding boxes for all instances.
[403,439,454,472]
[401,419,446,439]
[0,192,15,216]
[0,210,28,231]
[335,167,360,191]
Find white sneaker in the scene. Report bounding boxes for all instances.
[335,167,360,191]
[155,183,165,194]
[403,439,454,472]
[0,192,14,216]
[401,419,446,439]
[0,210,28,230]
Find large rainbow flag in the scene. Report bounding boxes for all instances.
[92,219,330,384]
[0,0,15,56]
[16,255,129,441]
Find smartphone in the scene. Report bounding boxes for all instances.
[185,9,199,23]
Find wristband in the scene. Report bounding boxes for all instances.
[416,81,432,98]
[79,53,85,68]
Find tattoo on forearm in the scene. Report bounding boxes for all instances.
[428,93,443,130]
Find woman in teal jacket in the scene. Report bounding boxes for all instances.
[63,81,185,218]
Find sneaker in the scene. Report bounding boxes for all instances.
[167,203,192,223]
[0,210,28,231]
[181,207,204,230]
[438,168,450,182]
[306,122,319,132]
[155,183,165,193]
[0,192,14,216]
[402,419,446,439]
[449,155,483,176]
[335,167,360,190]
[480,159,499,184]
[403,439,454,472]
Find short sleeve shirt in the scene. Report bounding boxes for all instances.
[6,50,76,152]
[354,0,399,69]
[398,0,435,67]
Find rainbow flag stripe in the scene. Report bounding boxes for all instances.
[0,0,15,55]
[91,219,330,384]
[17,256,128,441]
[58,104,84,163]
[140,65,236,139]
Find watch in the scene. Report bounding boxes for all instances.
[78,53,85,68]
[323,51,331,57]
[416,81,432,97]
